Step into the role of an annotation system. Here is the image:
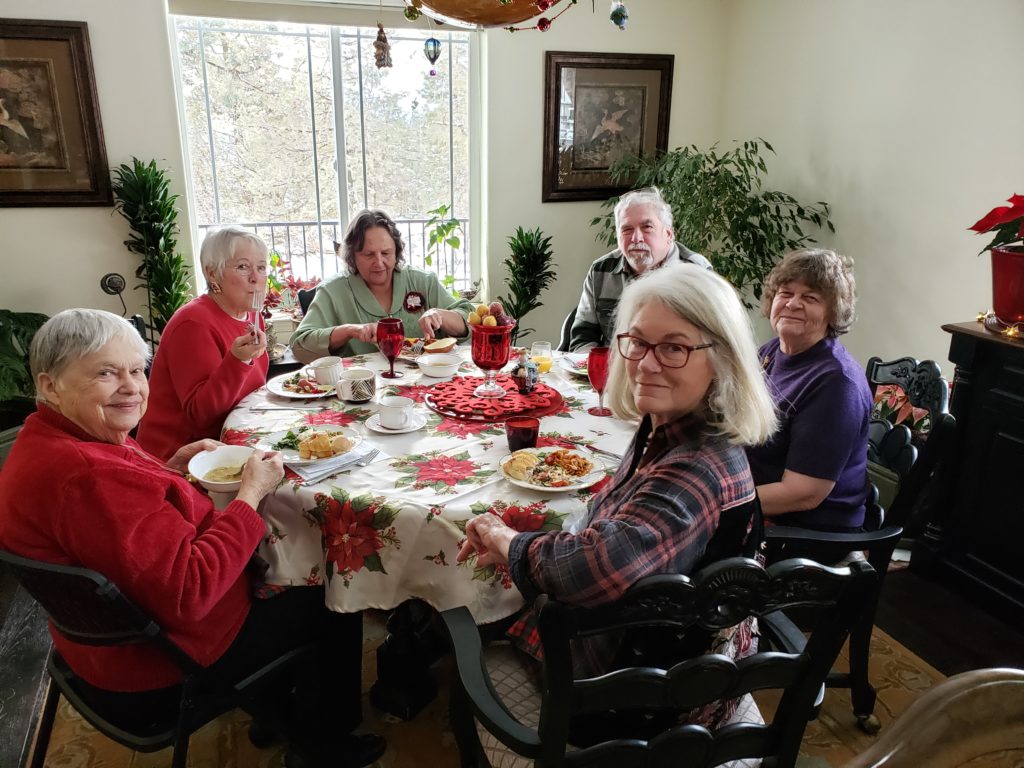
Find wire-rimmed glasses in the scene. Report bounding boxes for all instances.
[615,334,714,368]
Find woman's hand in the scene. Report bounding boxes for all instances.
[457,514,516,567]
[329,323,377,352]
[167,438,223,474]
[235,450,284,509]
[418,308,446,340]
[230,327,267,362]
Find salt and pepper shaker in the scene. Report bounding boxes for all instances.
[510,349,539,395]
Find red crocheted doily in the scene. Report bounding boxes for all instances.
[423,375,564,422]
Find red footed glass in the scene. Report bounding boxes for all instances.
[470,322,515,398]
[587,347,612,416]
[377,317,405,379]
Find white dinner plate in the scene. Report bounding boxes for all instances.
[257,426,362,465]
[559,354,589,378]
[266,371,337,399]
[499,447,604,492]
[364,412,428,434]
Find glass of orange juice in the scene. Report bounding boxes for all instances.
[530,341,553,374]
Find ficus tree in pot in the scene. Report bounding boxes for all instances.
[495,227,557,345]
[590,139,835,303]
[111,158,192,337]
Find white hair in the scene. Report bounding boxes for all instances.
[30,309,150,401]
[613,186,674,231]
[605,263,778,445]
[199,225,269,281]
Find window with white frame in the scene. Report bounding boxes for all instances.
[173,16,473,289]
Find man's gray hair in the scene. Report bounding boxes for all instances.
[604,263,778,446]
[199,225,269,281]
[613,186,674,231]
[30,309,150,400]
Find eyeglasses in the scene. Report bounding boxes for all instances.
[616,334,713,369]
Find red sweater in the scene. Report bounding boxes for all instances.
[0,407,266,691]
[137,294,268,460]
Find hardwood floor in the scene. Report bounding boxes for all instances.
[876,565,1024,676]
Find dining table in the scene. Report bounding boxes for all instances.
[219,345,638,716]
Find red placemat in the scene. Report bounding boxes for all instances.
[424,376,564,422]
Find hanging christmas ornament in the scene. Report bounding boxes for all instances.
[537,16,551,31]
[505,0,578,32]
[373,23,393,68]
[404,4,422,21]
[536,0,554,10]
[609,0,628,30]
[423,36,442,76]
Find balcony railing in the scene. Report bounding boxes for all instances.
[196,218,473,291]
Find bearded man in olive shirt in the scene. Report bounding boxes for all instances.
[569,186,711,352]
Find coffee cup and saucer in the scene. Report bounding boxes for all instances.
[365,395,428,434]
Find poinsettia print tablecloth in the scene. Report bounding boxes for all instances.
[222,348,636,625]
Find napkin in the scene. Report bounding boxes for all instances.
[287,443,388,485]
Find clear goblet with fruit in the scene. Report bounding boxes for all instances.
[468,301,516,398]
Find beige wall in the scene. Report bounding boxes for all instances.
[0,0,190,318]
[718,0,1024,371]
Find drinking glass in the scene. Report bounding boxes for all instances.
[505,417,540,452]
[587,347,612,416]
[470,322,515,398]
[529,341,553,374]
[377,317,405,379]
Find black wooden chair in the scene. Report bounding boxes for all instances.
[0,549,311,768]
[297,287,318,316]
[441,556,877,768]
[557,307,576,352]
[762,356,956,734]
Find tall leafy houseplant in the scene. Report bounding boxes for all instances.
[0,309,48,428]
[591,139,835,302]
[496,227,557,345]
[111,158,192,336]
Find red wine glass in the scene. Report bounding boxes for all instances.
[377,317,404,379]
[587,347,612,416]
[470,322,515,398]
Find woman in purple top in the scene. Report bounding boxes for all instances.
[746,248,872,530]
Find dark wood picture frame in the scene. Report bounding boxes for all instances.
[0,19,112,207]
[542,51,673,203]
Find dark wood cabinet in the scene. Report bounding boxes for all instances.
[913,322,1024,628]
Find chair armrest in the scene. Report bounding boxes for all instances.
[439,606,542,757]
[759,610,806,655]
[766,524,904,560]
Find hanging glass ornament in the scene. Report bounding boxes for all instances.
[537,16,551,31]
[404,4,422,21]
[423,37,442,76]
[536,0,554,10]
[609,0,628,30]
[373,23,393,68]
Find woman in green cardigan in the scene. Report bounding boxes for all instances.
[290,209,473,362]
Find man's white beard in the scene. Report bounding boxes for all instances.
[627,248,656,272]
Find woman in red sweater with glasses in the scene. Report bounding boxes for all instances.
[0,309,384,768]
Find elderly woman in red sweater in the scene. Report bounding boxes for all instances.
[137,225,270,461]
[0,309,384,768]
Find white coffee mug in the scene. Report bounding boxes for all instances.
[378,395,414,430]
[337,368,376,403]
[304,356,343,386]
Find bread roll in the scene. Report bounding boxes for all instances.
[424,338,457,354]
[504,451,539,480]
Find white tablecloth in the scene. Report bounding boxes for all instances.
[221,348,636,624]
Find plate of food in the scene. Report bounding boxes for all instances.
[258,426,362,465]
[266,371,337,399]
[500,447,604,492]
[558,353,589,378]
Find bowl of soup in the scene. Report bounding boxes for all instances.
[188,445,255,493]
[417,353,461,378]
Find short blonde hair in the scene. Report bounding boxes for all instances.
[199,225,269,281]
[30,309,149,401]
[761,248,857,336]
[605,263,777,445]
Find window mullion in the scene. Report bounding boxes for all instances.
[198,22,221,222]
[331,27,349,272]
[305,26,323,280]
[355,29,369,208]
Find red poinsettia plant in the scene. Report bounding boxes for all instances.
[969,194,1024,254]
[263,250,321,315]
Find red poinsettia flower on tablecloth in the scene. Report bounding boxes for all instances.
[413,455,478,485]
[498,504,547,532]
[536,431,591,450]
[387,383,432,403]
[457,499,564,587]
[392,450,497,493]
[303,408,372,427]
[342,355,371,368]
[432,417,504,439]
[221,427,262,446]
[303,488,400,584]
[550,395,586,418]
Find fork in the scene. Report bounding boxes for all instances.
[249,290,262,334]
[355,448,381,467]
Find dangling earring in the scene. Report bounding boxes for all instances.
[209,281,222,294]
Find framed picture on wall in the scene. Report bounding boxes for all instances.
[0,18,112,207]
[542,51,673,203]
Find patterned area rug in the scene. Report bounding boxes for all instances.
[34,611,1022,767]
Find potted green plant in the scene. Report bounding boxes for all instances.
[0,309,48,430]
[495,227,557,345]
[590,139,835,302]
[424,203,463,291]
[111,158,193,338]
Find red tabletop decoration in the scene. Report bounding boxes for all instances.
[424,375,564,422]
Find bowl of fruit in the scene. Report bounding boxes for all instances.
[467,302,516,397]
